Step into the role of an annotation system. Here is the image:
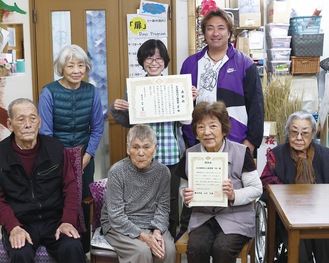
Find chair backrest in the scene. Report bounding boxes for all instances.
[66,145,86,233]
[89,178,108,231]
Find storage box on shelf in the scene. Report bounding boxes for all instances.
[291,33,324,57]
[288,15,322,75]
[291,56,320,75]
[267,60,291,74]
[265,23,289,37]
[267,0,291,24]
[267,48,291,61]
[265,23,291,74]
[288,16,321,35]
[266,36,291,48]
[238,0,261,27]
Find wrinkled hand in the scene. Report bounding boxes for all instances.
[139,231,165,259]
[55,223,80,240]
[182,187,194,205]
[113,99,129,111]
[9,226,33,249]
[191,86,198,101]
[223,179,235,201]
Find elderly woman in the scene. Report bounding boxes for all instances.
[261,111,329,263]
[100,124,175,263]
[181,101,262,263]
[38,44,104,252]
[110,39,197,238]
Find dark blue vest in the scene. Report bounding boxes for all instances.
[47,81,94,148]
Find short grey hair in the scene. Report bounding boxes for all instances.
[284,111,317,143]
[8,98,38,119]
[127,124,157,148]
[54,44,92,76]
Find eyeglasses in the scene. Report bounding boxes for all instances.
[144,57,164,64]
[289,130,311,138]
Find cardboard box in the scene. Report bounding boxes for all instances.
[248,31,264,49]
[257,122,278,176]
[236,35,250,56]
[239,0,260,14]
[239,13,261,27]
[239,0,261,27]
[267,0,292,24]
[249,49,264,60]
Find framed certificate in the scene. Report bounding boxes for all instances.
[188,152,228,207]
[127,74,193,124]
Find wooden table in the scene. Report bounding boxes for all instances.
[266,184,329,263]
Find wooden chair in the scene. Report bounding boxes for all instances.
[87,178,119,263]
[175,231,255,263]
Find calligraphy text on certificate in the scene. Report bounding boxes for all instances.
[188,152,228,207]
[127,74,193,124]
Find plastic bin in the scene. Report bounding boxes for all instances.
[267,48,291,61]
[268,60,291,74]
[266,36,291,48]
[265,23,289,37]
[288,16,321,35]
[291,34,324,56]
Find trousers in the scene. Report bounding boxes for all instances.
[187,217,250,263]
[2,218,86,263]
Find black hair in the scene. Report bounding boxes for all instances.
[137,39,170,68]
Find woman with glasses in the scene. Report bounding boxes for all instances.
[110,39,197,238]
[261,111,329,263]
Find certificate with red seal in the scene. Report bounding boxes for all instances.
[127,74,193,124]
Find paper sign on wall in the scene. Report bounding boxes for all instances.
[127,13,168,78]
[139,1,169,18]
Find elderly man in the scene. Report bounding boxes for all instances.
[100,124,175,263]
[0,98,86,263]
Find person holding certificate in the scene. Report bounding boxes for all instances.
[110,39,197,238]
[181,101,262,263]
[178,8,264,239]
[261,111,329,263]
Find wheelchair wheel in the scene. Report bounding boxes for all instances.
[255,200,267,263]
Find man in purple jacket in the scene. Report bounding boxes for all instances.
[180,8,264,154]
[177,8,264,238]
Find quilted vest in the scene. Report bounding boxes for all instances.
[47,81,94,148]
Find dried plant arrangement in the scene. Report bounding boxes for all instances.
[263,74,303,144]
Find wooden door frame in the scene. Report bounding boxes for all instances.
[30,0,177,166]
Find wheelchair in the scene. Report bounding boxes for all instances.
[255,199,287,263]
